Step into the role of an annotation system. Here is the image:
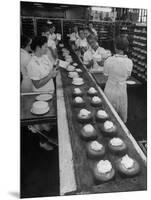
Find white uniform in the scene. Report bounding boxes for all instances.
[104,54,133,123]
[91,28,97,36]
[27,55,54,92]
[75,38,88,49]
[70,32,79,41]
[20,48,32,92]
[83,46,107,70]
[48,33,56,50]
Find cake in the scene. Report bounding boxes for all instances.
[108,137,127,154]
[31,101,49,115]
[93,160,115,182]
[66,65,75,72]
[91,96,102,107]
[116,154,140,177]
[77,109,92,123]
[99,120,117,137]
[87,140,105,159]
[96,110,109,122]
[72,77,84,85]
[73,88,83,97]
[73,96,85,107]
[68,71,79,78]
[81,124,97,140]
[87,87,98,96]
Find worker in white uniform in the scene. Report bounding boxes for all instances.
[75,28,88,56]
[41,25,57,64]
[103,36,133,123]
[20,35,32,92]
[83,34,111,71]
[27,36,58,150]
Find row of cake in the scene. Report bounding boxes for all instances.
[61,48,141,183]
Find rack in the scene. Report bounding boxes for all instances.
[130,24,147,83]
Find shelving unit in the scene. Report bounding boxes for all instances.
[21,17,35,37]
[131,24,147,83]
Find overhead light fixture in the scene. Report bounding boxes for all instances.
[92,7,112,12]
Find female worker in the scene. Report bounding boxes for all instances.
[41,25,58,64]
[27,36,58,92]
[20,35,32,92]
[27,36,58,150]
[83,34,111,71]
[75,28,88,56]
[88,22,98,37]
[103,36,133,123]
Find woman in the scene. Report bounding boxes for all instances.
[27,36,58,150]
[75,28,88,56]
[103,36,133,123]
[69,25,79,42]
[20,35,32,92]
[88,22,98,37]
[27,36,58,92]
[41,25,58,64]
[83,34,111,71]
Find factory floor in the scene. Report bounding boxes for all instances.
[20,125,59,198]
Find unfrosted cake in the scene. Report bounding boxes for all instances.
[87,140,105,159]
[93,160,115,182]
[116,154,140,177]
[81,124,97,140]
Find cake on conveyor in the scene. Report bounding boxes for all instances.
[108,137,127,155]
[116,154,140,177]
[87,140,105,159]
[91,96,102,107]
[73,96,85,107]
[93,160,115,182]
[80,124,97,141]
[96,109,109,122]
[72,88,83,97]
[87,87,98,96]
[99,120,117,137]
[77,109,92,123]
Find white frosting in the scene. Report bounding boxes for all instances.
[79,109,91,117]
[75,97,83,103]
[73,77,83,83]
[97,160,112,173]
[104,121,114,130]
[90,141,103,151]
[74,88,81,94]
[32,101,49,113]
[83,124,94,132]
[97,110,108,118]
[92,96,101,103]
[110,138,123,146]
[121,154,134,169]
[89,87,97,93]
